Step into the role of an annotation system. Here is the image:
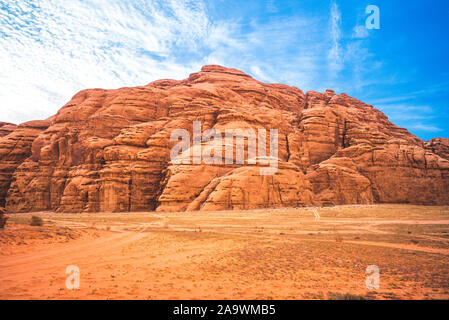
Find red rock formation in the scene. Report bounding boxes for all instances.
[0,120,50,207]
[0,122,17,138]
[425,138,449,160]
[1,65,448,213]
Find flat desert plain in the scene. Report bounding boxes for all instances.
[1,204,449,300]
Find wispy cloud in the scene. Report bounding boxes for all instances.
[409,123,442,133]
[352,25,369,39]
[377,104,434,118]
[328,1,343,74]
[369,82,449,105]
[0,0,209,124]
[203,14,326,90]
[377,103,442,134]
[249,65,274,83]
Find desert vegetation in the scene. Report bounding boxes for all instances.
[30,216,43,227]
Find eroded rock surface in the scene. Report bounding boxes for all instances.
[1,65,448,213]
[425,138,449,160]
[0,120,50,207]
[0,122,17,138]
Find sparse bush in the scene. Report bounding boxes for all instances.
[328,292,366,300]
[30,215,44,227]
[322,203,335,207]
[0,208,7,229]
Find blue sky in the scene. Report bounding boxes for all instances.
[0,0,448,140]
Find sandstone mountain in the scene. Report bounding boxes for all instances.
[0,65,448,213]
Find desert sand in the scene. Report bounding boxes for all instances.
[1,204,449,300]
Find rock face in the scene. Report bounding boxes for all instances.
[0,120,51,208]
[1,65,448,213]
[0,122,17,138]
[425,138,449,161]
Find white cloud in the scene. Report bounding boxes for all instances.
[352,25,369,39]
[202,15,328,92]
[376,103,441,133]
[328,1,343,74]
[410,123,442,132]
[249,66,274,83]
[369,82,449,105]
[0,0,209,124]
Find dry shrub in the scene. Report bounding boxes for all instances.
[30,216,44,227]
[328,292,366,300]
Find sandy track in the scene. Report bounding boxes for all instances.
[0,232,135,268]
[0,232,149,283]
